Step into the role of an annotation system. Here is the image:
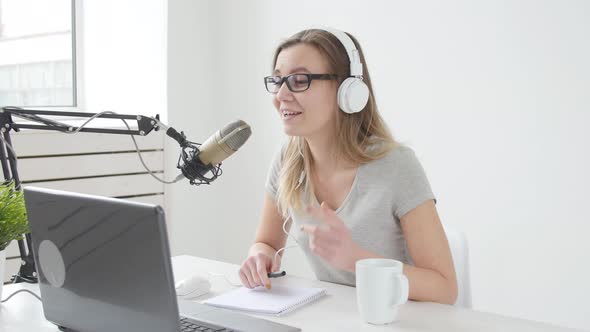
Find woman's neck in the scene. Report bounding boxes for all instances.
[305,134,355,174]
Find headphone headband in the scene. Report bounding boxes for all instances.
[313,27,364,77]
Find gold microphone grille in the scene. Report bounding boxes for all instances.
[220,120,252,151]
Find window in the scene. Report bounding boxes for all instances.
[0,0,77,107]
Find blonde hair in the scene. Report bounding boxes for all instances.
[273,29,397,218]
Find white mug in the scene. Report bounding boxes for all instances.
[355,258,409,325]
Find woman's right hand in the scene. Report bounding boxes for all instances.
[238,252,280,290]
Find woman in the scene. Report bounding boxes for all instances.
[239,28,458,305]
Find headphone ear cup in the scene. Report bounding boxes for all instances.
[337,77,369,114]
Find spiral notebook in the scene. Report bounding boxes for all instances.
[203,285,326,316]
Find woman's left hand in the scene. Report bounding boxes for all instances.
[300,201,362,272]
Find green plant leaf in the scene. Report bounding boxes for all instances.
[0,181,30,251]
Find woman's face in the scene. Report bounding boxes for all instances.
[272,43,339,138]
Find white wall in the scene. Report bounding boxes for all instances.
[167,0,590,330]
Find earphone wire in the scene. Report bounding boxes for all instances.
[206,271,242,288]
[273,216,300,268]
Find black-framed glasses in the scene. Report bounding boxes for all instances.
[264,73,338,93]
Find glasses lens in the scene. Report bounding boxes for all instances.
[265,76,281,93]
[288,74,310,92]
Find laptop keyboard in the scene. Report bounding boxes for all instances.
[179,316,235,332]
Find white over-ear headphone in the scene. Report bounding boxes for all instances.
[316,27,369,114]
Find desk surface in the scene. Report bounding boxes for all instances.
[0,255,584,332]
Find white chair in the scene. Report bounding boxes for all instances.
[443,225,472,308]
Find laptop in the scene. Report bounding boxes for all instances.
[23,186,300,332]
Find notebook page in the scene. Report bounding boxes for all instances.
[203,285,326,316]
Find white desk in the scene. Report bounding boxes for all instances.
[0,255,583,332]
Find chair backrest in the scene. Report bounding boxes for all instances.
[443,225,472,308]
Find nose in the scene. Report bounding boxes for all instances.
[275,80,293,101]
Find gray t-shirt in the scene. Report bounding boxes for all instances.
[265,144,436,286]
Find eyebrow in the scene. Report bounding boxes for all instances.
[273,67,312,75]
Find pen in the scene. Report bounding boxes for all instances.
[267,271,286,278]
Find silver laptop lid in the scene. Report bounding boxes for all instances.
[24,186,181,332]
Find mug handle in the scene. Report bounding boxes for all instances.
[391,274,409,306]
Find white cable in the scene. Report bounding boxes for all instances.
[282,216,299,243]
[65,110,179,184]
[273,216,300,268]
[63,110,116,134]
[206,271,242,287]
[118,117,181,185]
[274,244,299,266]
[1,289,42,303]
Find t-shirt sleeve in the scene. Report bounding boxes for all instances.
[265,144,285,200]
[392,147,436,219]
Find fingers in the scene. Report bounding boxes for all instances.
[301,224,339,263]
[305,204,324,222]
[243,259,261,288]
[239,265,255,288]
[300,224,339,245]
[309,241,332,258]
[256,255,271,289]
[320,201,340,221]
[239,253,273,289]
[301,202,348,263]
[239,269,253,288]
[306,201,340,226]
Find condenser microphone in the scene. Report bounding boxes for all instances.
[197,120,252,166]
[166,120,252,185]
